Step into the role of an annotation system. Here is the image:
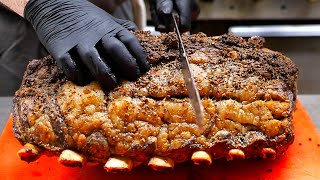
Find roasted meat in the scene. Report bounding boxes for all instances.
[13,32,298,172]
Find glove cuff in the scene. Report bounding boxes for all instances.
[23,0,32,19]
[24,0,44,19]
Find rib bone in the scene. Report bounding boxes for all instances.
[17,143,41,162]
[104,157,133,172]
[262,148,276,159]
[58,149,85,167]
[191,151,212,165]
[228,149,245,160]
[148,156,174,171]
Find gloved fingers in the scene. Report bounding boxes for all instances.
[117,30,150,74]
[100,35,141,81]
[191,0,200,21]
[156,0,175,32]
[147,0,171,32]
[156,0,173,15]
[56,52,90,86]
[76,44,118,91]
[111,16,137,31]
[152,11,170,32]
[175,0,193,32]
[149,0,164,32]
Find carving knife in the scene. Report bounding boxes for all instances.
[171,13,205,129]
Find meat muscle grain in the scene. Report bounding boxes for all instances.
[13,32,298,166]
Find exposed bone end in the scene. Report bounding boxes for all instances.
[191,151,212,165]
[228,149,245,160]
[262,148,277,160]
[148,156,174,171]
[104,157,133,173]
[17,143,41,162]
[58,150,85,168]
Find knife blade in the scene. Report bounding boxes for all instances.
[171,13,205,130]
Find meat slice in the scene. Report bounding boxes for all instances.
[12,32,298,171]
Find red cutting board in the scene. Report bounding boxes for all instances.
[0,100,319,180]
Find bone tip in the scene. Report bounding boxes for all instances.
[148,156,174,171]
[191,151,212,165]
[17,143,41,162]
[262,148,276,160]
[228,149,245,160]
[58,149,85,168]
[104,157,133,173]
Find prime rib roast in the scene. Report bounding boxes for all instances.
[12,31,298,172]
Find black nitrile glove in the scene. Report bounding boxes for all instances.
[149,0,200,32]
[24,0,150,90]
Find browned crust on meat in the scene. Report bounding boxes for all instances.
[13,56,70,151]
[13,32,298,165]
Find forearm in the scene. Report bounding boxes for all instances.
[0,0,29,17]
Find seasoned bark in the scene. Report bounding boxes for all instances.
[13,32,298,166]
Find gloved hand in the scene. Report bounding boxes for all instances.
[24,0,150,90]
[149,0,200,33]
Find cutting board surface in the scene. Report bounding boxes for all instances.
[0,100,319,180]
